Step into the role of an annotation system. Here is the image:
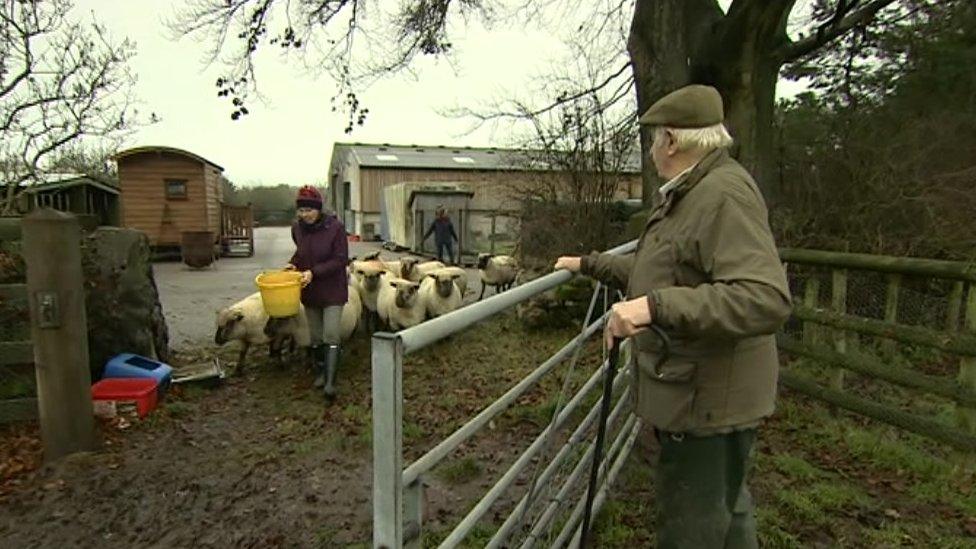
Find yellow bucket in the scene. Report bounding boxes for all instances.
[255,270,303,317]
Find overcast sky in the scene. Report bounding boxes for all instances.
[73,1,808,187]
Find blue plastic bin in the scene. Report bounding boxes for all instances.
[103,353,173,397]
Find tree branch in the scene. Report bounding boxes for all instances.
[778,0,899,62]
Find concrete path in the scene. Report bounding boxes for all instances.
[154,227,487,350]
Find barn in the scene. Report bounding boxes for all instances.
[114,146,227,250]
[326,142,642,255]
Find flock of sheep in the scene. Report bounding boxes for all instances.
[213,251,519,370]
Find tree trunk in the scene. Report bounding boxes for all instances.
[628,0,724,206]
[629,0,794,208]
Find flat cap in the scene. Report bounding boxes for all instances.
[638,84,724,127]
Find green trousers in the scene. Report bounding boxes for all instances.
[655,429,759,549]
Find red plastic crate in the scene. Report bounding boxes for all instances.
[91,378,159,418]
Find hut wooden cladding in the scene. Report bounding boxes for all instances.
[115,147,225,247]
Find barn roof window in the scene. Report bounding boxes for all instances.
[452,156,475,164]
[375,154,399,161]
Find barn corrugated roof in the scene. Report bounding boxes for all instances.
[332,142,641,173]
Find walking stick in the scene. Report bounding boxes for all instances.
[579,325,670,548]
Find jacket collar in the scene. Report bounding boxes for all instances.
[646,148,728,226]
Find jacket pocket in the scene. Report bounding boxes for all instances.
[636,352,696,383]
[635,355,697,432]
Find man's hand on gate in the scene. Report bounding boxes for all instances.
[605,297,652,348]
[554,256,582,273]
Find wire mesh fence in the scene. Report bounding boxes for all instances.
[782,259,976,450]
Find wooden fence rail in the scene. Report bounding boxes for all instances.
[785,248,976,448]
[780,369,976,452]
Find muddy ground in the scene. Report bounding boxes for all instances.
[1,228,974,547]
[2,312,974,547]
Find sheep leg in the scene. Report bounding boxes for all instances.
[271,337,286,369]
[478,283,486,301]
[237,341,250,373]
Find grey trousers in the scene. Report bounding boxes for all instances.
[305,305,343,346]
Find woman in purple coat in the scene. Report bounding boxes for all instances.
[286,185,348,401]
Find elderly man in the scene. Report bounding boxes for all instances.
[555,84,792,548]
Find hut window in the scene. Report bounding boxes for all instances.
[375,154,398,161]
[165,179,188,200]
[452,156,475,164]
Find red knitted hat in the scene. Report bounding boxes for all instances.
[296,185,323,210]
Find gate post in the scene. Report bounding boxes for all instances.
[372,333,404,548]
[958,285,976,433]
[22,209,94,461]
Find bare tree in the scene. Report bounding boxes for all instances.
[0,0,142,214]
[170,0,915,206]
[485,36,638,264]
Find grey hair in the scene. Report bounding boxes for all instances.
[654,124,734,152]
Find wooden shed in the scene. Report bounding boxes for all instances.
[115,146,225,249]
[18,174,120,226]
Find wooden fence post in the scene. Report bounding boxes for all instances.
[22,209,94,461]
[831,269,848,392]
[802,276,821,346]
[947,281,965,333]
[958,285,976,434]
[883,274,901,354]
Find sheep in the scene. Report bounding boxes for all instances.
[383,257,445,282]
[477,253,519,300]
[215,292,310,371]
[420,270,463,318]
[429,266,469,296]
[411,260,447,282]
[349,264,388,333]
[268,283,362,343]
[377,277,425,330]
[340,283,363,340]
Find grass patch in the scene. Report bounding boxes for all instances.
[404,421,424,441]
[164,400,193,419]
[768,453,823,482]
[592,499,652,548]
[437,457,483,485]
[756,508,803,548]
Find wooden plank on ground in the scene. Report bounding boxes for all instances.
[0,398,38,423]
[0,341,33,365]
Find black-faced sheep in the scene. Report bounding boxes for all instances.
[431,266,468,296]
[215,292,310,370]
[477,253,519,300]
[377,277,425,330]
[350,263,387,332]
[420,270,463,318]
[383,257,445,282]
[267,284,362,344]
